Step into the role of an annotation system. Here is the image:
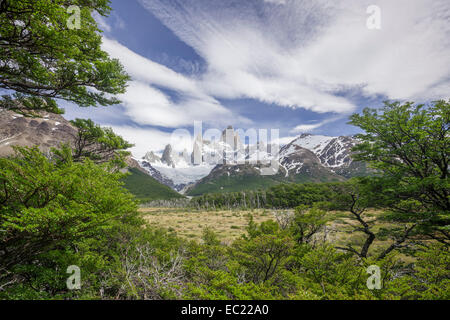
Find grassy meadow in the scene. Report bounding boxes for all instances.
[141,208,274,244]
[140,207,426,263]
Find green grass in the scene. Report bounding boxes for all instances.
[122,167,184,202]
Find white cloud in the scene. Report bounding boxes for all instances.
[263,0,286,5]
[102,38,198,93]
[92,12,111,32]
[139,0,450,110]
[101,38,250,128]
[291,116,343,134]
[273,136,297,146]
[96,0,450,157]
[111,12,126,30]
[291,123,324,133]
[107,125,191,158]
[295,1,450,101]
[118,81,242,127]
[93,12,126,32]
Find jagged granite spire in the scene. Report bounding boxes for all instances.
[191,133,203,165]
[161,144,175,168]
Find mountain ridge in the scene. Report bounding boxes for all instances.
[138,128,366,195]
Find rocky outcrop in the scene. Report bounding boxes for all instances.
[143,151,161,163]
[161,144,176,168]
[138,160,178,189]
[0,108,77,157]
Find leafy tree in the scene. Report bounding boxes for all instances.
[69,118,133,169]
[330,178,417,259]
[184,268,284,300]
[202,227,221,247]
[300,244,365,298]
[388,243,450,300]
[329,179,379,258]
[349,100,450,245]
[0,0,129,113]
[289,205,328,246]
[0,146,138,279]
[232,220,294,283]
[189,182,340,210]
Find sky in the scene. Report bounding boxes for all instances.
[61,0,450,157]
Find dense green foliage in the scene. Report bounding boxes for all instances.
[349,100,450,245]
[0,0,129,113]
[122,168,184,203]
[70,118,133,170]
[0,146,139,293]
[2,169,448,300]
[182,221,449,300]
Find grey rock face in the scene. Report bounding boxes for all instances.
[143,151,161,163]
[161,144,175,167]
[0,108,78,157]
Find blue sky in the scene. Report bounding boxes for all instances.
[62,0,450,157]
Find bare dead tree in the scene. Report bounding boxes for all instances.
[336,191,417,260]
[274,211,294,230]
[377,224,417,260]
[335,193,376,258]
[120,245,185,300]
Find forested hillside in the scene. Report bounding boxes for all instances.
[122,167,185,202]
[186,159,344,196]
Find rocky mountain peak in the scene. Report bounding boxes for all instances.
[143,151,161,163]
[138,132,366,193]
[161,144,175,168]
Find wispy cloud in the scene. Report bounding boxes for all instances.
[101,38,250,128]
[92,11,126,32]
[263,0,286,5]
[291,115,344,134]
[92,0,449,157]
[291,122,325,133]
[139,0,450,109]
[92,12,111,32]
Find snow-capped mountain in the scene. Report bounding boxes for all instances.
[281,133,367,178]
[137,153,214,191]
[186,145,345,196]
[137,129,366,193]
[137,126,247,191]
[281,133,356,169]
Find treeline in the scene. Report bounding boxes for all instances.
[143,198,192,208]
[189,182,340,210]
